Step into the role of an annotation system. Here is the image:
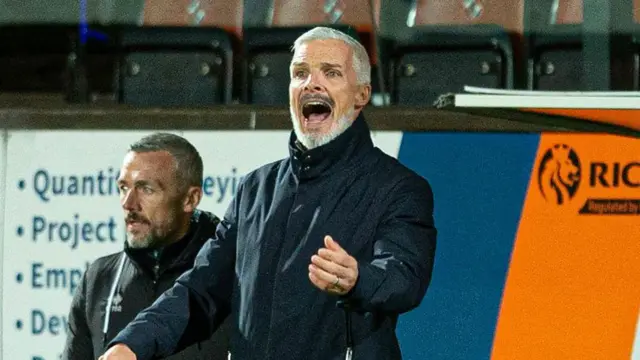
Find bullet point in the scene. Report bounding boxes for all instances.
[16,320,22,329]
[16,273,23,283]
[18,180,25,190]
[16,226,23,236]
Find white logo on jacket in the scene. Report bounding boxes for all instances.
[110,293,123,313]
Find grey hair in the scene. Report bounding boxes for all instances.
[292,26,371,85]
[129,132,203,188]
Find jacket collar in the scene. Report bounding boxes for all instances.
[289,113,373,181]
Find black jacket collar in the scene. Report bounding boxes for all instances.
[123,209,215,277]
[288,113,374,180]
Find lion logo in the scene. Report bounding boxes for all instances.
[537,144,582,205]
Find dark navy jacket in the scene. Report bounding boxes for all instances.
[109,114,437,360]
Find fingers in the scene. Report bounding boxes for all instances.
[309,263,337,285]
[308,266,348,294]
[308,270,329,289]
[309,262,356,290]
[316,248,354,268]
[311,254,351,279]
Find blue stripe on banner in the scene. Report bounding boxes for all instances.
[394,133,540,360]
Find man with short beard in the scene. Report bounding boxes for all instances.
[62,133,230,360]
[100,27,437,360]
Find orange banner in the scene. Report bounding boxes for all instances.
[491,134,640,359]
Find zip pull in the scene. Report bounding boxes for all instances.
[337,299,354,360]
[345,347,353,360]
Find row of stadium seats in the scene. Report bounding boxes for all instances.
[1,0,640,107]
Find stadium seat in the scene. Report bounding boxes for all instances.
[69,26,120,102]
[241,0,373,106]
[115,26,234,106]
[142,0,244,39]
[267,0,380,62]
[383,0,522,106]
[0,24,121,103]
[0,25,75,94]
[552,0,583,23]
[527,0,583,90]
[411,0,523,30]
[267,0,375,31]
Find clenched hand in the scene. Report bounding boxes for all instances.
[98,344,137,360]
[309,235,359,295]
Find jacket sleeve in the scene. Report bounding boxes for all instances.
[61,271,94,360]
[345,176,437,314]
[106,191,240,360]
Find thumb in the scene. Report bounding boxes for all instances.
[324,235,344,252]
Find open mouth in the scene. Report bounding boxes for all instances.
[302,100,332,123]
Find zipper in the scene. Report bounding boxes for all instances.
[152,261,160,294]
[152,249,160,294]
[153,262,160,281]
[338,300,354,360]
[344,310,353,360]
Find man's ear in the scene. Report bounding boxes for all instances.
[182,186,203,213]
[354,84,372,109]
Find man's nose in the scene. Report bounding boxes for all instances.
[304,72,325,92]
[306,83,324,92]
[121,190,139,210]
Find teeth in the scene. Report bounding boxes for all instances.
[303,100,330,107]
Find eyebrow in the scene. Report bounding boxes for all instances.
[320,62,342,69]
[291,62,342,69]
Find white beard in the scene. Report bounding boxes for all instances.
[290,107,355,150]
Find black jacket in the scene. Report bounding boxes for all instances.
[109,114,437,360]
[62,210,230,360]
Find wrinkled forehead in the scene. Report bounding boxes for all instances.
[291,39,353,69]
